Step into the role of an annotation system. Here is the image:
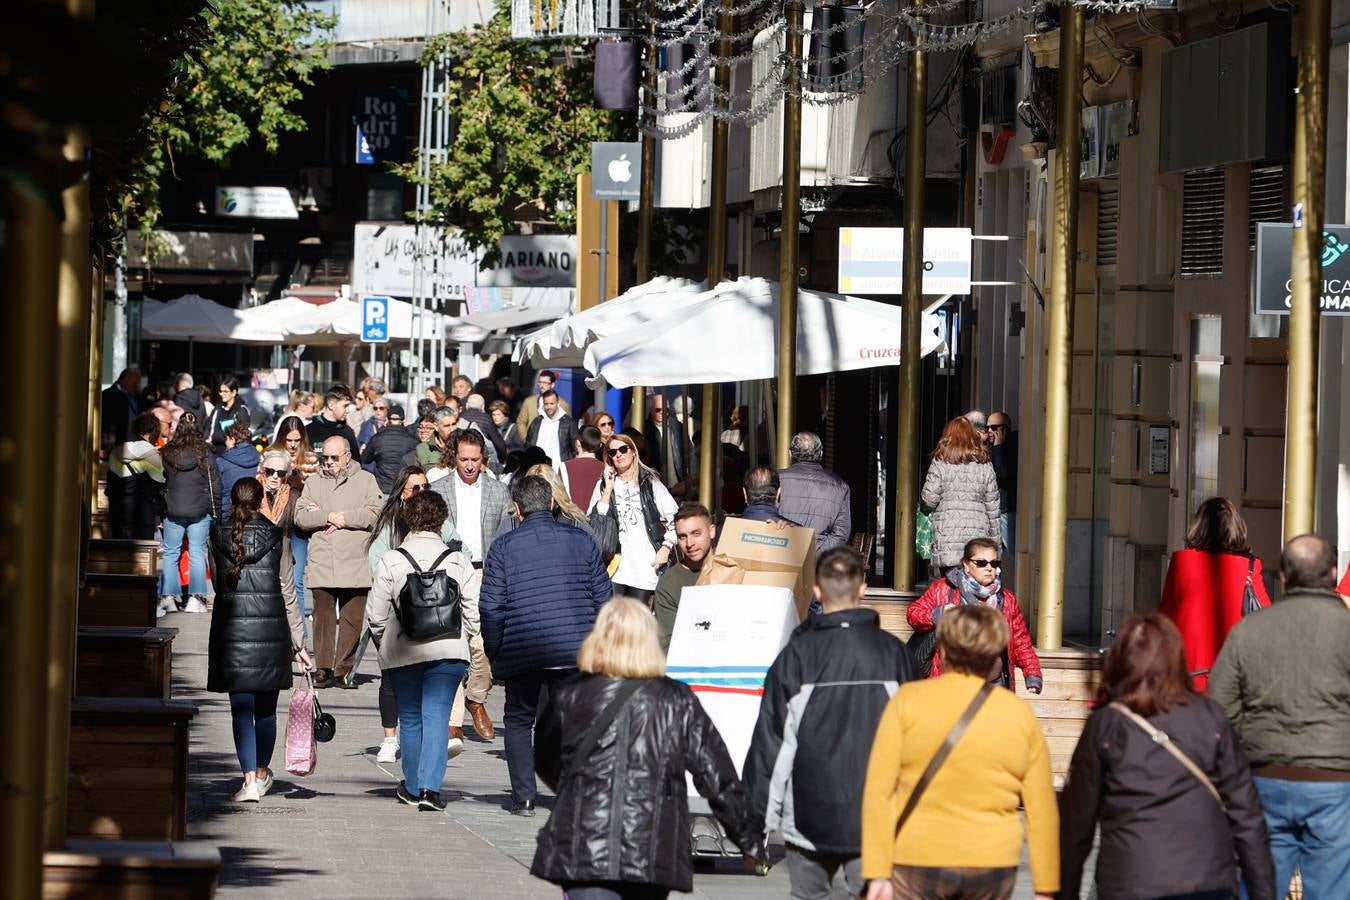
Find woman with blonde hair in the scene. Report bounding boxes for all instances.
[861,604,1058,900]
[586,431,678,604]
[525,463,606,555]
[531,598,760,899]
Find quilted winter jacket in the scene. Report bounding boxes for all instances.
[531,674,758,892]
[920,459,1001,566]
[479,512,612,680]
[742,608,914,855]
[206,514,304,693]
[293,460,383,589]
[777,462,852,552]
[907,579,1042,687]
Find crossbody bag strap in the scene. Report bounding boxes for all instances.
[894,682,996,840]
[1108,702,1225,810]
[565,680,643,779]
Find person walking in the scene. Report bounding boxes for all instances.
[906,537,1043,693]
[360,404,416,493]
[294,436,382,688]
[1059,613,1275,900]
[305,385,359,456]
[356,392,391,450]
[563,425,606,511]
[1209,534,1350,900]
[268,415,319,625]
[920,417,1001,574]
[488,400,523,454]
[587,432,678,605]
[592,411,616,444]
[860,604,1058,900]
[531,597,760,897]
[642,392,694,497]
[480,474,612,817]
[159,412,222,615]
[777,431,851,553]
[218,421,261,519]
[1157,497,1271,691]
[366,466,465,762]
[208,478,311,802]
[653,503,716,651]
[526,463,602,553]
[514,369,570,442]
[206,376,250,453]
[172,372,204,426]
[106,411,165,543]
[986,412,1017,570]
[743,547,914,900]
[366,490,480,811]
[429,429,514,744]
[100,367,142,450]
[737,466,799,525]
[526,389,579,469]
[461,392,509,462]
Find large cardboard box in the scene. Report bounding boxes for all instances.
[696,517,817,618]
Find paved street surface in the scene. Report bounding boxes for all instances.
[172,606,1064,899]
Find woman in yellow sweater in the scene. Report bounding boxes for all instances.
[861,604,1058,900]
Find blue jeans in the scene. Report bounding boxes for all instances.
[1247,776,1350,899]
[229,690,279,774]
[290,532,309,617]
[388,659,466,793]
[160,515,211,597]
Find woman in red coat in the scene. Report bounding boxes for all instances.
[1157,497,1271,692]
[907,536,1043,693]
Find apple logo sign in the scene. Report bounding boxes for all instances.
[607,153,633,184]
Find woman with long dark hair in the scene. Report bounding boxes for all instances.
[366,466,466,761]
[919,417,1000,574]
[206,375,251,452]
[159,411,222,615]
[1059,613,1275,900]
[1158,497,1272,691]
[267,414,319,625]
[208,478,312,802]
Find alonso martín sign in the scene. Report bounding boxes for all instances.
[1254,222,1350,315]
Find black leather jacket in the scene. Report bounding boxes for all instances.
[531,674,757,892]
[206,514,293,694]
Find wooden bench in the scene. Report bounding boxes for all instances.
[68,698,197,842]
[76,627,177,700]
[87,539,160,577]
[44,839,220,900]
[79,573,159,628]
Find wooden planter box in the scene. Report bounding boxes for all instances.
[44,840,220,900]
[87,539,160,577]
[68,698,197,842]
[79,573,159,629]
[76,627,176,700]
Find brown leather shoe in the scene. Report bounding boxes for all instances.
[449,726,465,741]
[465,700,495,740]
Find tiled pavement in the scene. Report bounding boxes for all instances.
[172,605,1074,899]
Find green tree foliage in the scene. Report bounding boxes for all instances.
[400,3,618,267]
[101,0,333,247]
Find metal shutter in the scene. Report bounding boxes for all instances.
[1097,182,1120,270]
[1248,165,1288,250]
[1180,168,1224,277]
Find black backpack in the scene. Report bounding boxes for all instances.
[394,548,463,642]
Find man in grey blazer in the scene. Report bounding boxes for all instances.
[431,429,515,749]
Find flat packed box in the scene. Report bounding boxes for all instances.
[696,516,817,618]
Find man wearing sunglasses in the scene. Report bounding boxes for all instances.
[987,411,1017,579]
[294,436,383,688]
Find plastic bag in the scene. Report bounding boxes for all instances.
[285,674,317,776]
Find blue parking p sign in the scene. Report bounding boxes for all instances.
[361,295,391,343]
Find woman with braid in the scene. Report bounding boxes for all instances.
[208,478,312,802]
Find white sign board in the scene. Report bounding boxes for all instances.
[480,235,577,288]
[666,584,799,780]
[838,227,973,295]
[352,223,482,300]
[215,186,299,219]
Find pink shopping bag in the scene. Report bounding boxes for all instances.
[285,673,317,776]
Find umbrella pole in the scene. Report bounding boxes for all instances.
[188,336,195,372]
[776,0,805,470]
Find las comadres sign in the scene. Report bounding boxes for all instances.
[1254,222,1350,315]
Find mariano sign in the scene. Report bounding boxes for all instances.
[1254,222,1350,315]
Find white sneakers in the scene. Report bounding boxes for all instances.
[158,596,178,616]
[232,780,260,802]
[377,736,400,763]
[256,769,274,798]
[183,596,208,614]
[447,734,464,760]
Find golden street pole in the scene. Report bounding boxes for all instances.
[0,184,62,900]
[1284,0,1329,539]
[88,254,108,510]
[46,15,94,844]
[632,2,659,434]
[699,0,732,508]
[893,4,927,592]
[776,0,805,470]
[1035,5,1085,650]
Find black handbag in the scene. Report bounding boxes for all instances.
[1241,557,1264,616]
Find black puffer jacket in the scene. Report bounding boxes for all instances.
[162,445,222,520]
[531,674,758,892]
[206,514,293,693]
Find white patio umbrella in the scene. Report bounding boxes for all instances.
[232,297,331,344]
[283,297,447,345]
[516,276,705,368]
[582,277,947,388]
[141,294,244,341]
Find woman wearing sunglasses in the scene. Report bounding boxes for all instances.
[587,432,678,605]
[366,466,466,763]
[906,537,1043,694]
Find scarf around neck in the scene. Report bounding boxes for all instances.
[947,566,1001,607]
[259,481,291,525]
